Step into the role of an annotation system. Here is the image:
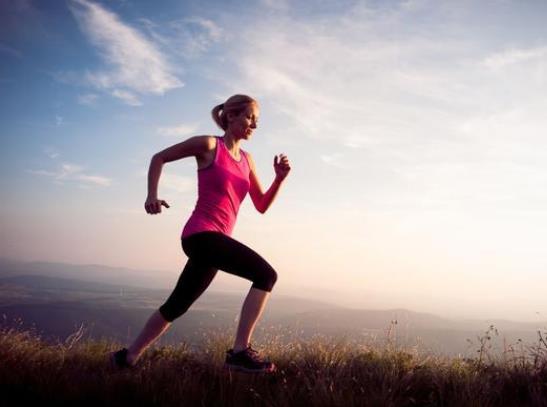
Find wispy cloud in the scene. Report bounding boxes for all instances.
[27,162,112,187]
[140,16,223,58]
[320,153,349,169]
[217,1,547,215]
[136,168,194,194]
[111,89,141,106]
[482,46,547,70]
[157,123,199,137]
[55,115,64,126]
[69,0,183,105]
[179,17,223,56]
[44,147,60,159]
[226,2,476,149]
[259,0,290,11]
[0,43,22,58]
[159,172,194,194]
[77,93,99,106]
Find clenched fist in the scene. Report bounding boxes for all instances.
[274,154,291,182]
[145,196,170,215]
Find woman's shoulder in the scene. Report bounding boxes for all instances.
[241,148,255,170]
[239,146,250,158]
[190,135,218,151]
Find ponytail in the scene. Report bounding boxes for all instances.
[211,103,227,130]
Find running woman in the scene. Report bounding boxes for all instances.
[111,94,291,373]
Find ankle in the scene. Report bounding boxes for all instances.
[233,343,249,353]
[126,350,139,366]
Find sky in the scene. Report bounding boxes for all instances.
[1,0,547,321]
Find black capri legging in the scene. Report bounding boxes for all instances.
[159,231,278,322]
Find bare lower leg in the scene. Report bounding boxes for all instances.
[233,287,270,352]
[126,309,171,365]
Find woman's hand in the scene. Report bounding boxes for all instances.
[274,154,291,182]
[145,196,170,215]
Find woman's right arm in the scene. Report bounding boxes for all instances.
[145,136,214,215]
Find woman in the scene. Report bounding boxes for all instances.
[111,94,291,373]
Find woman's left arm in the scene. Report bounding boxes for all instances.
[247,152,291,214]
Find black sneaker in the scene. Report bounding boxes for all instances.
[224,345,276,373]
[110,348,132,369]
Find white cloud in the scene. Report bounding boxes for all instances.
[160,172,194,194]
[55,115,64,126]
[44,147,60,159]
[76,174,112,186]
[140,16,223,58]
[111,89,142,106]
[260,0,289,11]
[215,1,547,218]
[157,123,199,137]
[225,4,477,151]
[77,93,99,105]
[173,17,222,56]
[136,168,194,194]
[0,43,22,58]
[69,0,183,104]
[27,169,57,177]
[320,153,349,169]
[27,162,112,187]
[482,46,547,70]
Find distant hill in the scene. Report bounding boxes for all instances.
[1,258,546,356]
[0,257,173,289]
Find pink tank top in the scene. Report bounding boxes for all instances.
[181,136,251,238]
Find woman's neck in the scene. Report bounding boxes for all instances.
[222,131,241,154]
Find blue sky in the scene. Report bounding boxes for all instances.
[2,0,547,321]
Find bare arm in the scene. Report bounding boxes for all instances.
[145,136,215,215]
[247,152,291,214]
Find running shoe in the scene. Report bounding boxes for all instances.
[224,345,276,373]
[110,348,132,369]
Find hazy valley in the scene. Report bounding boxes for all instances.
[1,257,545,356]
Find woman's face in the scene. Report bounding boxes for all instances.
[228,103,259,140]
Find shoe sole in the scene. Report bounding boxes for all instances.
[109,351,133,369]
[223,363,276,374]
[108,351,118,369]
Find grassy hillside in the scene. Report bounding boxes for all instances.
[3,273,547,357]
[2,325,547,407]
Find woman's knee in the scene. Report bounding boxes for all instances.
[158,301,190,322]
[269,268,278,288]
[253,267,277,292]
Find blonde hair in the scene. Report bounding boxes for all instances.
[211,94,258,131]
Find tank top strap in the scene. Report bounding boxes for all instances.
[240,149,250,171]
[213,136,221,163]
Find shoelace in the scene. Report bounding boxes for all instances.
[245,345,268,363]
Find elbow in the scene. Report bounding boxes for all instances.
[256,202,268,214]
[252,195,267,214]
[152,153,164,163]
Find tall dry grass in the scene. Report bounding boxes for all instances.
[1,321,547,407]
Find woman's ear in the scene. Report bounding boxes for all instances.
[226,111,236,123]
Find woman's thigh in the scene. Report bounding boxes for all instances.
[182,232,277,291]
[159,258,218,321]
